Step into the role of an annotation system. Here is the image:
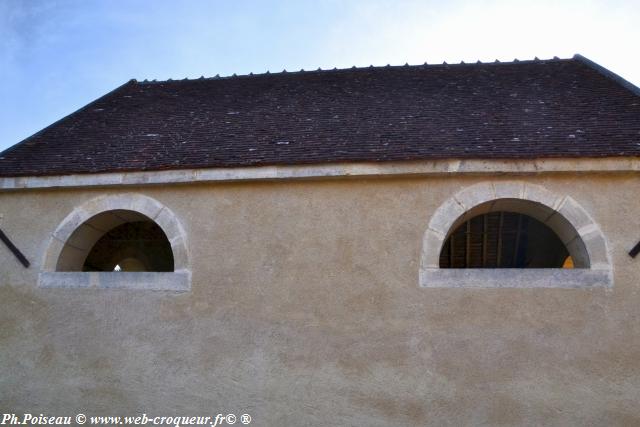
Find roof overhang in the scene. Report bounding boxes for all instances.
[1,157,639,192]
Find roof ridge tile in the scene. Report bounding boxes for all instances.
[133,56,585,84]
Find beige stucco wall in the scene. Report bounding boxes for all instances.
[1,173,639,426]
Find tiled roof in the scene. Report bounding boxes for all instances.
[1,54,639,177]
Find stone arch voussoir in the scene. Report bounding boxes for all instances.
[421,181,612,273]
[42,194,189,272]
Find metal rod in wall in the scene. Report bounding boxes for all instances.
[630,241,640,259]
[0,227,30,268]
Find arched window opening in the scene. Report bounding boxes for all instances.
[439,212,570,268]
[421,183,611,288]
[56,209,174,272]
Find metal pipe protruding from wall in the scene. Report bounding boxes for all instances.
[630,241,640,259]
[0,227,30,268]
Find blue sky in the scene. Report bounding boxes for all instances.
[1,0,639,153]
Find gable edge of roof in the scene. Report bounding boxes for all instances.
[0,79,137,158]
[574,54,640,97]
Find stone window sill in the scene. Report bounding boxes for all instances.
[38,271,191,292]
[420,268,612,289]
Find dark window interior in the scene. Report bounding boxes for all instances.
[439,212,570,268]
[82,221,174,272]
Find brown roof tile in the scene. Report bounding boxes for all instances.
[1,55,639,177]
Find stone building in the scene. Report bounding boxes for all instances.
[1,55,639,425]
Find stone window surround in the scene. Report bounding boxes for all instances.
[420,181,613,288]
[39,194,191,291]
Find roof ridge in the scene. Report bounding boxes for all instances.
[136,56,573,85]
[573,54,640,97]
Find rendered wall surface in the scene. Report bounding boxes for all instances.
[1,173,639,426]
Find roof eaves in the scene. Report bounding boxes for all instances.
[573,53,640,97]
